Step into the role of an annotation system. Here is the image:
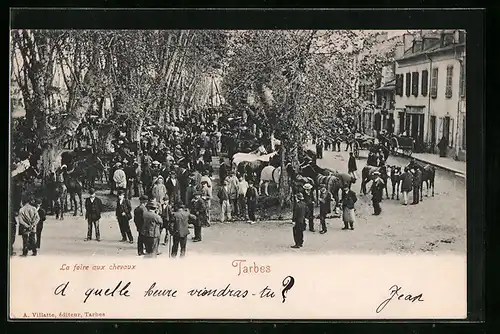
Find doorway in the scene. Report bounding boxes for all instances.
[398,112,405,134]
[388,113,395,133]
[443,116,451,141]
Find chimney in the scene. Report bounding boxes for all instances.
[403,33,415,55]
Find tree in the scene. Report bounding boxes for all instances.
[10,30,229,175]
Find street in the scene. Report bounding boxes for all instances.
[13,144,466,256]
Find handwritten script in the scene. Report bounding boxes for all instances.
[376,285,424,313]
[53,276,296,304]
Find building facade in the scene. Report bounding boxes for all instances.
[351,32,403,136]
[394,30,466,159]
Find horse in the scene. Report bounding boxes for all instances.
[300,164,342,213]
[360,165,390,198]
[408,160,436,200]
[62,166,84,216]
[50,169,68,219]
[389,165,403,200]
[237,160,268,184]
[258,165,286,196]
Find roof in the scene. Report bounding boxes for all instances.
[396,42,465,62]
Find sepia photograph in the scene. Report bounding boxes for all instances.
[9,25,470,320]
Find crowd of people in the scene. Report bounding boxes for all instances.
[10,112,432,256]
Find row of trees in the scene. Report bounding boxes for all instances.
[221,30,400,205]
[10,30,228,178]
[10,29,400,203]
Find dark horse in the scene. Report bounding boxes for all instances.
[300,163,344,213]
[62,166,84,216]
[407,159,436,200]
[360,165,390,198]
[389,165,403,200]
[49,169,68,219]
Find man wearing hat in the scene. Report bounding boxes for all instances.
[134,195,149,256]
[369,171,385,215]
[166,170,182,205]
[142,201,164,257]
[113,162,127,195]
[169,203,197,257]
[291,193,307,249]
[116,190,134,243]
[225,170,240,217]
[152,175,167,204]
[318,184,333,234]
[341,185,357,230]
[411,167,422,205]
[302,183,316,232]
[85,188,104,242]
[218,179,232,223]
[124,159,136,198]
[191,191,206,241]
[17,197,40,256]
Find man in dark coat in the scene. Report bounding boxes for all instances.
[191,192,206,242]
[169,203,197,257]
[142,201,163,257]
[370,171,384,215]
[316,139,323,159]
[141,162,153,198]
[245,180,258,224]
[35,199,46,249]
[401,167,413,205]
[348,152,358,180]
[84,188,104,241]
[318,184,332,234]
[302,183,316,232]
[124,160,136,199]
[411,168,422,205]
[165,170,182,205]
[115,190,134,243]
[133,195,148,256]
[438,136,449,157]
[291,193,307,249]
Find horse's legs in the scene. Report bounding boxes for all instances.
[258,180,263,195]
[432,178,435,197]
[72,193,78,216]
[79,192,83,215]
[385,181,389,199]
[426,180,430,197]
[264,182,269,196]
[396,183,400,200]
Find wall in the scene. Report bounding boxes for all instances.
[395,51,462,155]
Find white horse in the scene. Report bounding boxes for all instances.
[258,166,281,196]
[232,145,275,167]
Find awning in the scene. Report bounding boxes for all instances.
[374,85,395,92]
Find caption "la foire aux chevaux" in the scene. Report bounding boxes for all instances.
[55,261,295,304]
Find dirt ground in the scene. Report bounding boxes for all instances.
[12,144,466,256]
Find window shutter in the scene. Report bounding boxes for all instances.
[412,72,419,97]
[405,73,411,97]
[438,117,444,140]
[421,70,428,96]
[431,68,438,98]
[449,118,454,147]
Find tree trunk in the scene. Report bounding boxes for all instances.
[40,143,65,180]
[278,146,291,208]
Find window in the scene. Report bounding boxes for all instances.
[405,73,411,97]
[421,70,429,96]
[430,67,438,98]
[445,65,453,98]
[411,72,419,97]
[396,74,404,96]
[459,62,465,98]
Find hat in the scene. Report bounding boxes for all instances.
[123,159,128,163]
[89,188,96,195]
[146,201,158,209]
[296,193,304,200]
[170,170,176,175]
[115,162,122,167]
[303,183,313,190]
[152,161,160,165]
[373,171,381,176]
[139,195,149,202]
[117,190,125,196]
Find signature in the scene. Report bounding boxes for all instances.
[376,285,424,313]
